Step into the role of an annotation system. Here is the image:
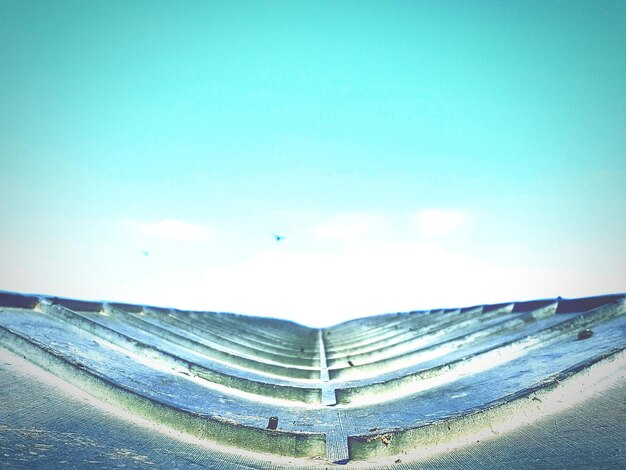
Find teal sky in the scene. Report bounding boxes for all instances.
[1,1,625,326]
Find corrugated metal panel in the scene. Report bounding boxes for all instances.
[0,290,625,465]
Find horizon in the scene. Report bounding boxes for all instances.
[1,1,625,328]
[4,288,624,330]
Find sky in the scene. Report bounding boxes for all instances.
[1,1,625,327]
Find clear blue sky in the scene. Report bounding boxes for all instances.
[1,1,625,327]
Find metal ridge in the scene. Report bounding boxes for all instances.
[1,290,625,464]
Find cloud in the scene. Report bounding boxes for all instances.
[98,209,621,328]
[412,209,469,237]
[188,240,494,326]
[126,219,211,241]
[312,214,386,242]
[180,239,620,327]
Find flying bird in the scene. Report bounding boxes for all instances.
[273,233,285,242]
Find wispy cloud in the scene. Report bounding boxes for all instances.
[412,209,469,237]
[125,219,212,241]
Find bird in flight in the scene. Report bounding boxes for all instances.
[273,233,285,242]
